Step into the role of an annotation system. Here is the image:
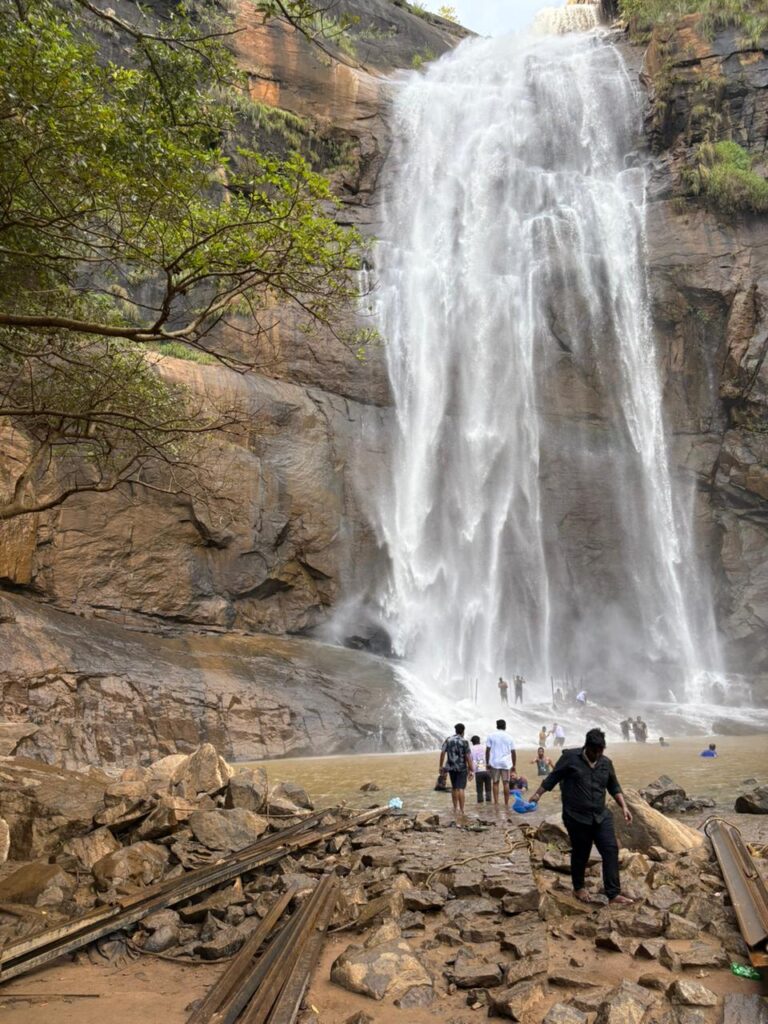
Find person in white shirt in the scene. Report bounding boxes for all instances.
[485,719,517,808]
[549,722,566,748]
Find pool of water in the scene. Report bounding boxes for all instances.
[255,734,768,814]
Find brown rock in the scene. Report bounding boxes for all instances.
[504,955,548,986]
[490,979,547,1020]
[330,939,432,1000]
[611,789,704,854]
[59,826,121,871]
[0,757,106,859]
[594,979,657,1024]
[403,888,445,912]
[92,841,169,893]
[723,993,768,1023]
[452,949,503,989]
[544,1005,588,1024]
[0,862,76,908]
[226,766,268,813]
[668,980,718,1006]
[172,744,233,798]
[188,808,268,852]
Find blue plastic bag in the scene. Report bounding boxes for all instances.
[388,797,403,810]
[511,790,536,813]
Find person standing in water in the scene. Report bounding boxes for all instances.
[470,734,491,802]
[514,674,524,704]
[532,747,554,777]
[620,718,630,741]
[538,724,548,748]
[439,723,473,815]
[485,719,516,809]
[530,728,634,906]
[498,676,509,705]
[550,722,566,748]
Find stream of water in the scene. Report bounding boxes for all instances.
[366,24,723,712]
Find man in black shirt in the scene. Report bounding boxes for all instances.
[439,723,473,815]
[530,728,634,905]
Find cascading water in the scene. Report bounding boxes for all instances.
[369,26,723,713]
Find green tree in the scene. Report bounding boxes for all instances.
[437,5,458,21]
[0,0,360,520]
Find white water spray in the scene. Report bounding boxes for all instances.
[368,27,723,710]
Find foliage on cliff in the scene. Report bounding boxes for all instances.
[621,0,768,43]
[687,141,768,214]
[0,0,360,520]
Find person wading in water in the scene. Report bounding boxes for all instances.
[439,723,473,816]
[529,728,634,905]
[498,676,509,705]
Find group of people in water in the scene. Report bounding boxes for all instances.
[620,716,649,742]
[497,674,526,705]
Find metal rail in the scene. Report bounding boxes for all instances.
[704,817,768,967]
[0,807,383,983]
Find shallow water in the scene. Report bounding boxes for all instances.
[256,734,768,814]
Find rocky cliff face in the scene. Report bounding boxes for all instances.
[633,18,768,681]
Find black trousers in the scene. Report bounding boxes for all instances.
[475,771,491,802]
[563,812,621,899]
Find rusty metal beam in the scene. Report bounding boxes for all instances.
[0,808,384,984]
[705,817,768,966]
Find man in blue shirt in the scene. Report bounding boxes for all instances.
[530,728,634,905]
[700,743,717,758]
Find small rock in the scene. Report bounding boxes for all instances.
[403,888,445,912]
[544,1004,588,1024]
[668,980,718,1006]
[444,897,498,920]
[501,889,540,915]
[678,941,728,969]
[193,918,259,960]
[359,846,401,868]
[595,930,626,953]
[453,948,503,989]
[343,1015,374,1024]
[664,912,699,940]
[490,979,547,1020]
[549,970,602,989]
[143,924,179,953]
[330,940,432,1000]
[394,984,434,1007]
[398,910,425,932]
[615,907,665,938]
[359,782,380,792]
[595,980,656,1024]
[135,795,199,841]
[505,955,547,986]
[364,921,401,948]
[734,786,768,814]
[638,973,668,991]
[658,943,681,972]
[634,939,665,960]
[453,871,484,896]
[270,781,314,812]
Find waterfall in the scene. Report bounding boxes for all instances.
[369,28,722,707]
[534,4,600,34]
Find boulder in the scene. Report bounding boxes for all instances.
[443,897,498,920]
[330,939,432,1001]
[172,744,233,798]
[59,826,121,871]
[610,788,704,854]
[146,754,188,784]
[735,786,768,814]
[92,841,169,892]
[504,955,548,986]
[0,862,76,907]
[668,980,718,1006]
[226,766,269,813]
[189,808,269,852]
[0,758,106,859]
[271,781,313,811]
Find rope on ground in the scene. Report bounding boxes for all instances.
[425,832,528,889]
[126,938,239,966]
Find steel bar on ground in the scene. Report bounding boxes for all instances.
[238,875,337,1024]
[266,879,337,1024]
[0,808,384,983]
[705,817,768,965]
[187,886,297,1024]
